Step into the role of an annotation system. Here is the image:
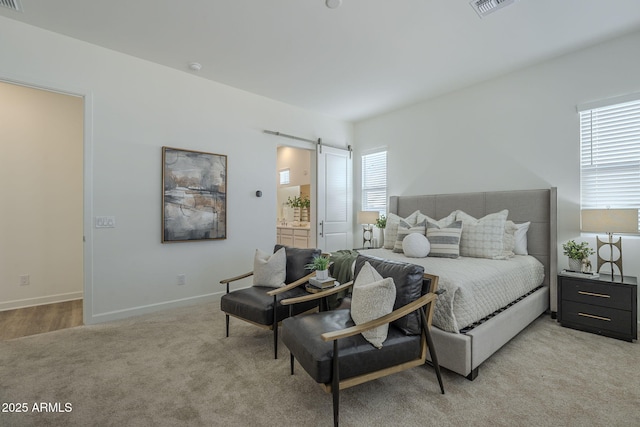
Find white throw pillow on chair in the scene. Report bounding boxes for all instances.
[252,247,286,288]
[350,262,396,349]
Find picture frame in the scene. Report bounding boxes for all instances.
[162,146,227,242]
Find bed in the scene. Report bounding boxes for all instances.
[359,188,557,380]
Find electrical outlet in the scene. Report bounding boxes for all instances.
[177,274,186,286]
[19,274,29,286]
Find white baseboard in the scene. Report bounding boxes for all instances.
[86,291,224,325]
[0,292,83,312]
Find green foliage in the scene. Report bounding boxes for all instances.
[305,255,330,271]
[562,240,595,260]
[287,195,310,208]
[375,214,387,229]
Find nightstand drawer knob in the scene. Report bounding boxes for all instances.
[578,312,611,322]
[578,291,610,298]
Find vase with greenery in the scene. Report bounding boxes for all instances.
[562,240,594,271]
[305,255,330,280]
[287,196,301,221]
[300,196,310,222]
[374,214,387,247]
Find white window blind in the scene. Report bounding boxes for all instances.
[579,96,640,231]
[279,169,290,185]
[361,150,387,213]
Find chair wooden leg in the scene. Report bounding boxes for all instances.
[273,296,279,359]
[273,322,279,359]
[225,314,229,337]
[421,308,444,394]
[332,340,340,427]
[290,353,295,375]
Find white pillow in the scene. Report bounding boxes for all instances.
[252,247,286,288]
[456,210,509,259]
[402,233,431,258]
[351,262,396,349]
[393,219,427,253]
[417,211,457,228]
[513,221,531,255]
[383,210,420,249]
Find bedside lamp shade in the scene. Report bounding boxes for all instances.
[357,211,379,225]
[581,209,638,233]
[581,208,638,280]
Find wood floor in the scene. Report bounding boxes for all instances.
[0,299,83,341]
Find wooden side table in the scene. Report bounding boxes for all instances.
[557,272,637,342]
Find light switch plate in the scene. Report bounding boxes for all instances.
[95,216,116,228]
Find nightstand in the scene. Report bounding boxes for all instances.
[557,273,637,342]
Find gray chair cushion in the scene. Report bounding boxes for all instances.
[274,245,321,284]
[220,286,316,326]
[353,255,425,335]
[282,309,422,384]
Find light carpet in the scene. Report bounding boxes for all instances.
[0,302,638,427]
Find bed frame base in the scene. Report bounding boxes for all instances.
[426,286,549,379]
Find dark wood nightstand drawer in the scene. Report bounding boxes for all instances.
[560,278,631,310]
[561,300,633,336]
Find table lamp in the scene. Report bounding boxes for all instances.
[581,208,638,280]
[357,211,379,249]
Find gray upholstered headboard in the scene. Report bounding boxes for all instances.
[389,188,558,296]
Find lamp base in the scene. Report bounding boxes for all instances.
[362,225,373,249]
[596,234,623,281]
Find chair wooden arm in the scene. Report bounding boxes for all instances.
[220,271,253,285]
[267,271,317,296]
[320,292,438,342]
[280,281,354,306]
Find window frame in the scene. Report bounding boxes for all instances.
[361,148,388,216]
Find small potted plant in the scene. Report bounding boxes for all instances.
[562,240,595,271]
[305,255,331,280]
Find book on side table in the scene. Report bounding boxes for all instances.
[560,269,599,279]
[308,276,339,290]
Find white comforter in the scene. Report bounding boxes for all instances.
[359,249,545,333]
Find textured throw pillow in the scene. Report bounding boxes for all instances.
[513,221,531,255]
[393,219,427,253]
[252,247,286,288]
[351,262,396,349]
[402,233,431,258]
[383,210,420,249]
[426,221,463,258]
[501,220,517,259]
[456,210,509,259]
[417,211,457,228]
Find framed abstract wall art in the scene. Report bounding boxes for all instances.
[162,147,227,242]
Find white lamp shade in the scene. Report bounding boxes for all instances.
[581,209,638,233]
[357,211,379,225]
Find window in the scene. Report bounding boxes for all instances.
[579,94,640,230]
[279,168,290,186]
[361,150,387,214]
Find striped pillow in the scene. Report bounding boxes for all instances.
[426,221,463,258]
[393,219,427,253]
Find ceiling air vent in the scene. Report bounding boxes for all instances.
[0,0,23,12]
[470,0,516,18]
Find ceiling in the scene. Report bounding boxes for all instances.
[2,0,640,122]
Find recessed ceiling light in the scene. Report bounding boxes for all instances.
[326,0,342,9]
[188,62,202,71]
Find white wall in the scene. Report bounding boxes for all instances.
[354,30,640,315]
[0,16,352,323]
[0,82,84,310]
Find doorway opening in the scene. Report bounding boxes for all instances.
[0,80,85,337]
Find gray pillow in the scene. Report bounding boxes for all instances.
[426,221,463,259]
